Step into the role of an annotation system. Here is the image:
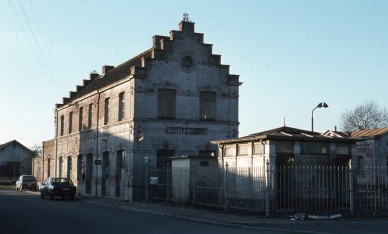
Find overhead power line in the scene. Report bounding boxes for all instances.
[9,0,65,95]
[29,0,67,90]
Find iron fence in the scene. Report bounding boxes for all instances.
[145,165,388,216]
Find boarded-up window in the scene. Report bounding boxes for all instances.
[67,157,72,179]
[337,144,350,155]
[224,145,236,157]
[104,98,110,125]
[237,144,249,155]
[68,111,73,134]
[158,89,176,119]
[118,92,125,121]
[47,158,51,177]
[60,115,64,136]
[79,107,83,131]
[276,141,293,153]
[200,91,216,120]
[301,142,329,155]
[77,155,83,181]
[253,143,264,154]
[88,104,93,129]
[59,157,63,177]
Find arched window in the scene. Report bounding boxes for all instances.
[67,156,72,179]
[77,155,83,181]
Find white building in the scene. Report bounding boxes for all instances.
[38,18,241,201]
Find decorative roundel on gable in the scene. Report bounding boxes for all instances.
[179,52,196,72]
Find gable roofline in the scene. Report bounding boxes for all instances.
[248,126,320,137]
[322,130,350,138]
[0,140,33,153]
[212,126,356,144]
[57,48,153,108]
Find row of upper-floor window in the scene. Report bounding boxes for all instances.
[59,92,126,136]
[157,89,217,120]
[59,89,217,136]
[224,142,351,156]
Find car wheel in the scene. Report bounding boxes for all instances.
[49,193,54,200]
[70,195,75,200]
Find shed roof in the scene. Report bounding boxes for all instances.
[350,128,388,138]
[212,126,356,144]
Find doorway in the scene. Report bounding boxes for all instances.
[115,150,125,197]
[276,153,295,209]
[102,152,110,196]
[86,153,93,194]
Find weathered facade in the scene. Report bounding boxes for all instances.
[39,19,241,201]
[350,128,388,188]
[212,126,357,204]
[0,140,34,179]
[213,126,357,169]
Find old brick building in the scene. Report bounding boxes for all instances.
[37,18,241,201]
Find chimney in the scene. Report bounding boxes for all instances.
[102,65,114,76]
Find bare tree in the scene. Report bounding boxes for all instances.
[340,100,388,132]
[30,144,42,158]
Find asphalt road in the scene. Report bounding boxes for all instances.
[0,189,281,234]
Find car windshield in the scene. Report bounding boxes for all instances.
[51,178,73,185]
[23,176,36,182]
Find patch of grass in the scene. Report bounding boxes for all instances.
[0,184,14,190]
[0,177,16,190]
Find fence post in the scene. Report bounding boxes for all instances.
[192,164,196,206]
[348,160,354,215]
[167,162,170,201]
[265,159,270,217]
[144,156,149,202]
[224,162,229,211]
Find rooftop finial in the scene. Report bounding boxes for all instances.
[183,13,190,22]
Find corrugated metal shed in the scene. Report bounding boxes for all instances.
[212,126,356,144]
[351,128,388,138]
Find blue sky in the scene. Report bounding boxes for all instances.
[1,0,388,148]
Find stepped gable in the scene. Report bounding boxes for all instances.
[56,20,240,108]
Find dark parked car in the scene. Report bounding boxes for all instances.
[40,177,76,200]
[15,175,37,191]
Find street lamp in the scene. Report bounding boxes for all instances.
[311,102,329,132]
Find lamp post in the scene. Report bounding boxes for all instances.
[311,102,329,132]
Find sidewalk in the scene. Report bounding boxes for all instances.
[77,195,366,233]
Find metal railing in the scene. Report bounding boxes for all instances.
[145,165,388,216]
